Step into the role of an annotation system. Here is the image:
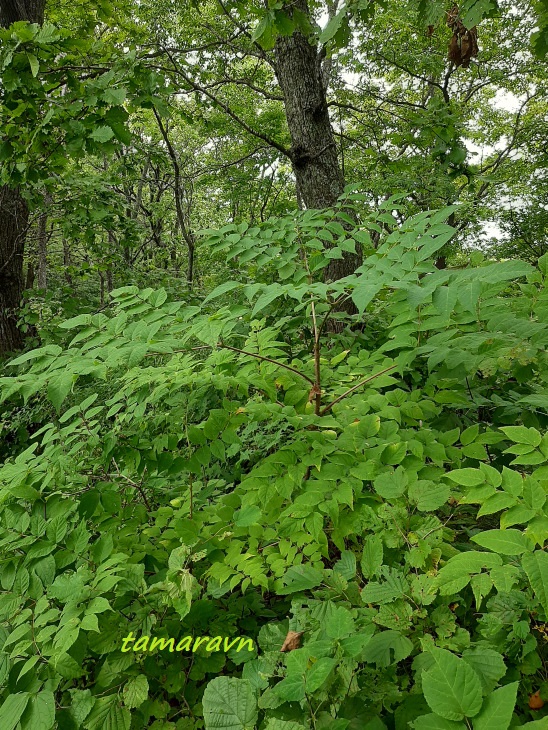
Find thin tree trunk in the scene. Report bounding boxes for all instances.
[63,239,74,287]
[36,210,48,290]
[25,261,35,290]
[274,0,361,283]
[152,109,196,286]
[107,231,116,293]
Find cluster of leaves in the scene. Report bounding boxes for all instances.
[1,199,548,728]
[0,21,166,191]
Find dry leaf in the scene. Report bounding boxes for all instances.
[280,631,303,652]
[529,691,545,710]
[308,384,321,403]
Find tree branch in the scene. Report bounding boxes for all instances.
[319,364,397,415]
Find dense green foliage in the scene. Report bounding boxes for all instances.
[2,198,548,728]
[2,0,548,728]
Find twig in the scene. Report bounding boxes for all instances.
[319,364,397,415]
[111,458,151,510]
[220,343,315,385]
[310,298,322,416]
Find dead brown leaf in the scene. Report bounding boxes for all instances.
[280,631,304,652]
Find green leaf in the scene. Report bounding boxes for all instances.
[373,467,407,499]
[408,480,450,511]
[362,630,413,667]
[8,344,62,363]
[351,283,382,314]
[47,372,74,412]
[252,287,283,316]
[446,469,484,486]
[277,565,324,595]
[477,492,516,518]
[334,550,356,580]
[432,286,458,318]
[58,314,93,330]
[234,505,262,527]
[203,677,258,730]
[89,125,115,143]
[471,529,531,555]
[103,87,127,105]
[361,535,383,579]
[412,716,465,730]
[306,657,337,692]
[422,648,483,721]
[27,53,39,77]
[84,697,130,730]
[380,442,407,465]
[250,13,275,49]
[522,551,548,618]
[319,9,346,43]
[462,648,507,694]
[326,605,355,639]
[500,426,541,447]
[460,0,498,28]
[0,693,29,730]
[20,691,55,730]
[51,652,85,679]
[122,675,149,709]
[273,10,295,35]
[67,690,94,725]
[203,281,241,304]
[461,425,480,446]
[472,682,518,730]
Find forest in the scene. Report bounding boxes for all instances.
[1,0,548,727]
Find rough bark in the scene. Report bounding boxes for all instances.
[25,260,35,290]
[0,0,46,354]
[274,0,361,282]
[0,186,29,354]
[0,0,44,25]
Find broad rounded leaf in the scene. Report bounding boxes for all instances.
[203,677,258,730]
[122,675,149,709]
[472,682,518,730]
[422,648,483,721]
[277,565,323,595]
[20,692,55,730]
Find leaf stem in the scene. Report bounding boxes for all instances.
[219,343,315,385]
[319,364,397,416]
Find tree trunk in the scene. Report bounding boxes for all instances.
[274,0,361,282]
[0,0,44,24]
[25,261,35,290]
[0,186,29,354]
[36,210,48,290]
[0,0,46,354]
[62,239,74,287]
